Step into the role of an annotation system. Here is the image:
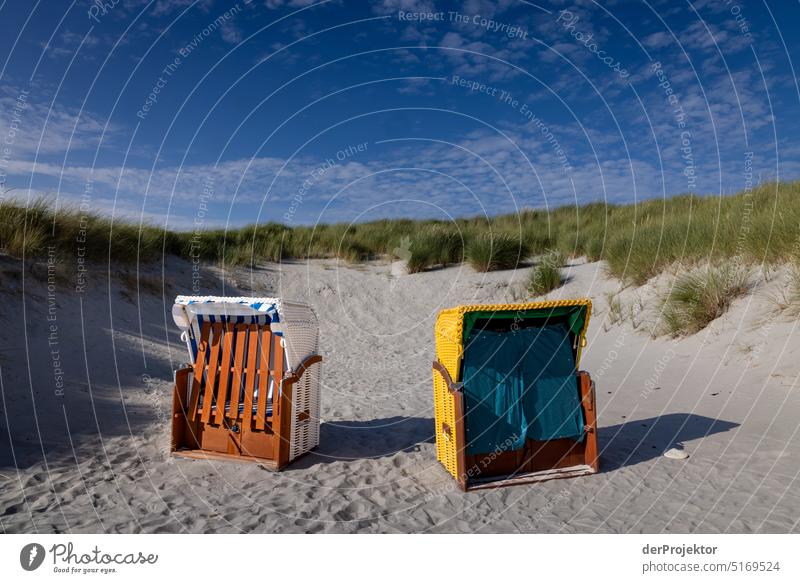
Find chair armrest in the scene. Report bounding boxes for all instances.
[283,354,322,385]
[432,360,463,394]
[172,366,194,413]
[173,365,193,381]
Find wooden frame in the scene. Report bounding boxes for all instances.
[171,321,322,470]
[432,363,598,491]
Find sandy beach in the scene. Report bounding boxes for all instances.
[1,256,799,534]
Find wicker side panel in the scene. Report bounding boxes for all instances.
[279,301,320,370]
[279,301,321,461]
[433,371,458,479]
[289,360,321,461]
[433,308,464,480]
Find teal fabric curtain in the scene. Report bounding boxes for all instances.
[462,323,585,456]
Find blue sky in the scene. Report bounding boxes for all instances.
[0,0,798,229]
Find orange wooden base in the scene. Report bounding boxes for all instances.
[170,335,322,472]
[433,366,599,491]
[172,448,281,470]
[467,464,596,490]
[456,371,599,491]
[171,365,290,469]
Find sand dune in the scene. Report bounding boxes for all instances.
[1,255,799,533]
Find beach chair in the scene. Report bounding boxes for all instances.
[432,299,598,490]
[170,296,321,469]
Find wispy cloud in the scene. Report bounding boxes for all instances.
[0,86,118,156]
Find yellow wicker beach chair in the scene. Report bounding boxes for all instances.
[432,299,598,490]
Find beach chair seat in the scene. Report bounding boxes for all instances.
[171,297,321,469]
[432,300,599,490]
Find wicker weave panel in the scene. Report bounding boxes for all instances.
[279,301,321,461]
[289,360,322,459]
[433,308,463,479]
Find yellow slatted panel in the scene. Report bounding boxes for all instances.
[432,298,592,480]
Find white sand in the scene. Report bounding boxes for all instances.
[1,255,799,533]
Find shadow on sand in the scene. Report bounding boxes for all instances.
[597,413,739,472]
[288,412,738,473]
[0,259,248,471]
[288,416,435,469]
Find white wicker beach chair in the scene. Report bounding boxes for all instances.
[170,296,321,469]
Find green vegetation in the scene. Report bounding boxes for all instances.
[0,198,177,263]
[659,265,753,336]
[405,227,464,274]
[528,250,565,296]
[3,181,800,281]
[528,262,562,296]
[466,233,529,272]
[605,291,625,325]
[771,262,800,315]
[787,266,800,311]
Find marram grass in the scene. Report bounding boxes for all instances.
[2,180,800,283]
[658,264,753,336]
[528,249,565,296]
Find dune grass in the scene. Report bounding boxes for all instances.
[770,262,800,315]
[659,265,753,336]
[405,227,464,273]
[787,266,800,308]
[528,249,565,296]
[3,180,800,282]
[528,262,562,296]
[466,234,529,272]
[0,198,179,263]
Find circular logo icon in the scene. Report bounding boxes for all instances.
[20,543,46,571]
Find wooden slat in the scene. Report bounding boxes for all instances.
[242,325,258,428]
[272,336,284,417]
[188,322,211,421]
[200,323,223,423]
[255,328,272,431]
[214,323,235,425]
[227,324,248,420]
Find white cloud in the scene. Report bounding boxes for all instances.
[371,0,437,15]
[220,21,243,44]
[0,86,118,157]
[642,31,673,50]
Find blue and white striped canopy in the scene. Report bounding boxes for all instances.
[172,295,282,362]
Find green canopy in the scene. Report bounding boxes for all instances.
[461,304,588,345]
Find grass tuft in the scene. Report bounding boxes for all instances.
[659,265,753,336]
[528,262,562,296]
[527,249,564,296]
[405,227,464,273]
[605,291,625,325]
[466,234,528,272]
